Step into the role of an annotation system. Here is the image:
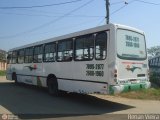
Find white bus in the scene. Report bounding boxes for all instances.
[6,23,150,95]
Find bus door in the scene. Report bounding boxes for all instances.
[31,45,44,86]
[23,45,44,86]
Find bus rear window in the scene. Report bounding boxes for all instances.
[117,29,147,60]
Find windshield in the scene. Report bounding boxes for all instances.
[117,29,147,60]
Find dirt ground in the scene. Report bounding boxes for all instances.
[93,94,160,114]
[0,76,160,120]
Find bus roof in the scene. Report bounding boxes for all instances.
[9,23,144,51]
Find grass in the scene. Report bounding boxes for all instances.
[115,74,160,100]
[0,70,6,76]
[115,88,160,100]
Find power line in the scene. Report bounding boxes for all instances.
[111,0,135,15]
[97,17,105,26]
[111,4,127,15]
[0,0,95,39]
[98,0,131,25]
[110,1,124,5]
[23,18,102,40]
[110,0,160,16]
[0,11,104,18]
[2,17,101,43]
[111,0,160,16]
[134,0,160,5]
[0,0,82,9]
[106,0,133,23]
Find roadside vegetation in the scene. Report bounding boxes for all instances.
[150,72,160,87]
[116,70,160,100]
[116,88,160,100]
[0,70,6,76]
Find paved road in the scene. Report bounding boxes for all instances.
[0,77,160,120]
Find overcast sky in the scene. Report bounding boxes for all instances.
[0,0,159,51]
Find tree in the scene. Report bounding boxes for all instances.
[147,46,160,57]
[0,54,4,60]
[0,50,6,60]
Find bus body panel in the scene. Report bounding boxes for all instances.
[117,59,148,81]
[43,60,109,94]
[107,25,117,86]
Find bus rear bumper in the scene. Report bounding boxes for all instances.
[109,82,151,94]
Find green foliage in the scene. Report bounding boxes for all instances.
[147,46,160,57]
[116,72,160,100]
[0,70,6,76]
[150,72,160,86]
[116,88,160,100]
[0,53,6,60]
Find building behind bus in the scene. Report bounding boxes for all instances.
[0,49,7,71]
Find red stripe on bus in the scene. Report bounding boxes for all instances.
[122,62,143,64]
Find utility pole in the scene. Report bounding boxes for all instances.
[106,0,110,24]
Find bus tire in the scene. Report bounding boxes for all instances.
[12,73,18,84]
[47,77,59,96]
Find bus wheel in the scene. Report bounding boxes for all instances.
[47,77,59,96]
[12,73,18,84]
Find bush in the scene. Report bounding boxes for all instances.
[116,88,160,100]
[0,70,6,76]
[150,72,160,87]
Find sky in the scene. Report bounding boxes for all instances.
[0,0,159,51]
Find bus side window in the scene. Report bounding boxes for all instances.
[18,49,24,64]
[12,51,17,64]
[34,45,43,63]
[95,31,107,60]
[25,47,33,63]
[44,43,56,62]
[57,39,73,62]
[75,34,94,61]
